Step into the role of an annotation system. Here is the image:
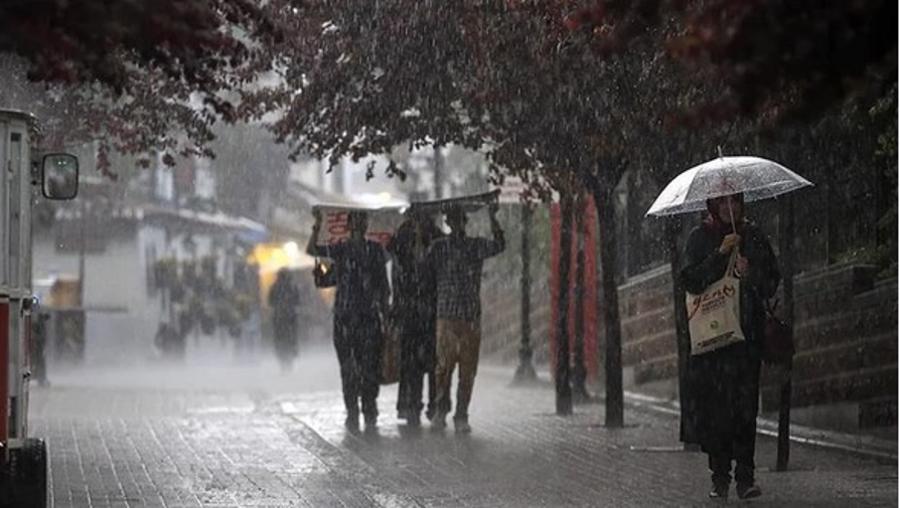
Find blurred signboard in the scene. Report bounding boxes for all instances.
[311,190,501,247]
[311,205,406,247]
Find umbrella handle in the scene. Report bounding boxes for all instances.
[726,247,740,276]
[727,197,737,233]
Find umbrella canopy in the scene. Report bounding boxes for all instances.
[646,156,813,217]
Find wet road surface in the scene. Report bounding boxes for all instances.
[29,345,897,507]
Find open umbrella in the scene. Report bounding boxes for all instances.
[645,156,813,217]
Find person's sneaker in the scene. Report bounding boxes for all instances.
[431,413,447,431]
[407,412,421,427]
[344,414,360,434]
[454,419,471,434]
[708,483,729,500]
[364,414,378,430]
[736,483,762,499]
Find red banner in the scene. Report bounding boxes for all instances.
[549,197,599,383]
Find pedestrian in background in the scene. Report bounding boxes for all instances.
[32,310,51,386]
[388,209,445,427]
[308,210,389,433]
[427,203,504,433]
[681,193,780,500]
[268,268,300,372]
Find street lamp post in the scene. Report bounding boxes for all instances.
[513,204,537,383]
[433,146,444,199]
[776,195,795,471]
[77,197,86,306]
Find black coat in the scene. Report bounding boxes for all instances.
[680,219,781,451]
[682,220,781,347]
[269,277,300,344]
[388,220,442,329]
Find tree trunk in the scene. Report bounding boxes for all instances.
[593,187,624,427]
[555,196,574,415]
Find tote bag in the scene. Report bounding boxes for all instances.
[686,251,744,356]
[380,315,401,385]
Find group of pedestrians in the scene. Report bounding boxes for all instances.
[306,203,504,434]
[296,189,777,500]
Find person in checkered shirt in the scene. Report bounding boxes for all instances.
[426,202,504,433]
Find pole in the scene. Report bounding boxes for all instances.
[555,197,573,415]
[776,195,795,471]
[77,197,86,306]
[433,146,444,199]
[513,204,537,383]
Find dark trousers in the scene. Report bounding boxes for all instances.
[334,312,382,419]
[692,343,762,487]
[397,358,434,417]
[273,317,298,362]
[397,319,449,418]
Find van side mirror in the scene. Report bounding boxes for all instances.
[42,153,79,200]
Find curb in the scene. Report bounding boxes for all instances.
[623,389,898,463]
[483,364,897,463]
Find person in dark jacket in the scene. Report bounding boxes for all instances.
[32,311,51,386]
[681,192,780,500]
[268,268,300,372]
[388,209,446,427]
[308,210,390,433]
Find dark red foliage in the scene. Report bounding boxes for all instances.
[0,0,281,171]
[0,0,271,94]
[563,0,897,121]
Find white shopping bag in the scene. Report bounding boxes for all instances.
[686,251,744,355]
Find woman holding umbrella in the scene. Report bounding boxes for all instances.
[682,192,780,500]
[647,155,811,501]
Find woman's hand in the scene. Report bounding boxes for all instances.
[735,256,749,277]
[312,209,322,231]
[718,233,740,255]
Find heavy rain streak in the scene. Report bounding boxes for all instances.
[0,2,895,507]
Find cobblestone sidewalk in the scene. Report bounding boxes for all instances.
[28,360,897,507]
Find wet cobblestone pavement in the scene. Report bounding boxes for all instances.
[29,350,897,507]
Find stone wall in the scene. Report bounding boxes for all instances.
[615,262,898,431]
[479,203,897,432]
[771,265,897,429]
